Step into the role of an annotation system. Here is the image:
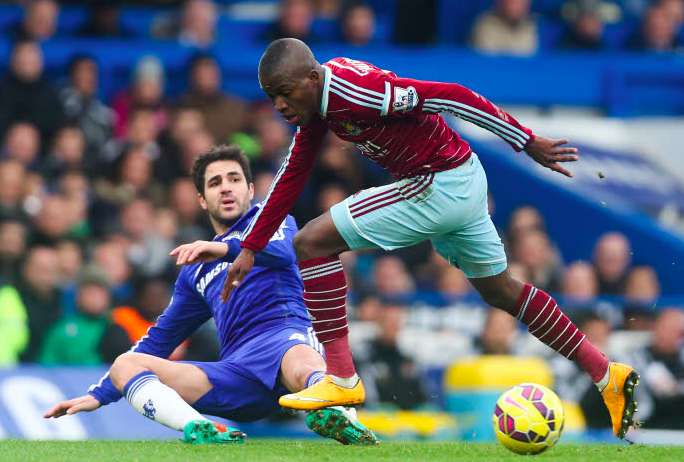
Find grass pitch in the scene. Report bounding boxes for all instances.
[3,440,684,462]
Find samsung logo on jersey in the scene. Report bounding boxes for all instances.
[196,261,229,296]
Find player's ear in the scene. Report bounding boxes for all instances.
[198,192,208,211]
[248,182,254,202]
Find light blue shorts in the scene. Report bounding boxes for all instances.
[330,153,507,278]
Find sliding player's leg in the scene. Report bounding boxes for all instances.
[109,353,245,444]
[279,342,377,445]
[432,154,639,439]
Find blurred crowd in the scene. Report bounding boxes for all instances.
[0,0,682,431]
[0,0,682,53]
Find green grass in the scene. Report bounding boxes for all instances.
[2,440,684,462]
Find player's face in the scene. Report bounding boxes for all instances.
[199,160,254,228]
[260,70,321,126]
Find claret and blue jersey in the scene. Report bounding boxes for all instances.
[88,204,313,413]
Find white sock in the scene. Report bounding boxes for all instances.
[329,373,359,388]
[123,371,207,431]
[595,367,610,392]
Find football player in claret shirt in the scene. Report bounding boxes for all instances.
[224,38,639,439]
[44,145,377,445]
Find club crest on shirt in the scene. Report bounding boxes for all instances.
[393,86,419,113]
[339,120,363,136]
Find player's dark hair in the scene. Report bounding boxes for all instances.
[191,144,252,196]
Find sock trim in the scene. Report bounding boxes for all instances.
[316,324,349,336]
[305,285,348,295]
[595,365,610,392]
[122,371,156,401]
[302,268,343,280]
[329,374,359,388]
[517,286,537,320]
[306,371,326,388]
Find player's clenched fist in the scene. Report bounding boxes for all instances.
[524,136,579,178]
[170,240,228,265]
[44,394,101,419]
[222,248,255,302]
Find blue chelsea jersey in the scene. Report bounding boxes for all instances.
[88,205,309,405]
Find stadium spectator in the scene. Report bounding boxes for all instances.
[91,145,162,236]
[119,198,174,279]
[359,304,427,409]
[16,245,62,362]
[112,277,172,345]
[510,229,563,293]
[93,240,134,305]
[55,239,84,315]
[155,107,204,182]
[628,5,681,51]
[317,183,349,214]
[253,171,276,203]
[251,114,292,174]
[39,265,131,365]
[60,55,115,164]
[12,0,59,42]
[341,3,376,46]
[178,128,215,174]
[562,261,599,305]
[41,125,86,180]
[560,0,607,50]
[371,256,416,301]
[658,0,684,30]
[315,0,341,18]
[169,178,210,243]
[437,266,474,300]
[79,2,130,38]
[506,205,547,245]
[474,308,520,355]
[0,283,29,366]
[593,232,631,295]
[623,266,661,330]
[265,0,317,43]
[0,40,64,143]
[0,161,28,219]
[628,308,684,429]
[153,0,218,48]
[112,56,168,139]
[31,195,77,246]
[553,311,612,429]
[471,0,539,55]
[0,219,28,284]
[392,0,438,44]
[2,122,41,169]
[177,54,247,144]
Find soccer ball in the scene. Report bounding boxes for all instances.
[492,383,565,455]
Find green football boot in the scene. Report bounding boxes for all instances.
[183,420,246,445]
[306,406,379,445]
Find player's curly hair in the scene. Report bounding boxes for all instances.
[191,144,253,196]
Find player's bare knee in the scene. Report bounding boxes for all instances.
[294,228,318,261]
[110,353,148,391]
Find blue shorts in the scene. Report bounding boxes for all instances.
[188,324,323,422]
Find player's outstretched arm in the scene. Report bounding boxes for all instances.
[44,394,101,419]
[523,136,579,177]
[170,241,228,265]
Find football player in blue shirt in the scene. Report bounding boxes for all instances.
[44,145,376,445]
